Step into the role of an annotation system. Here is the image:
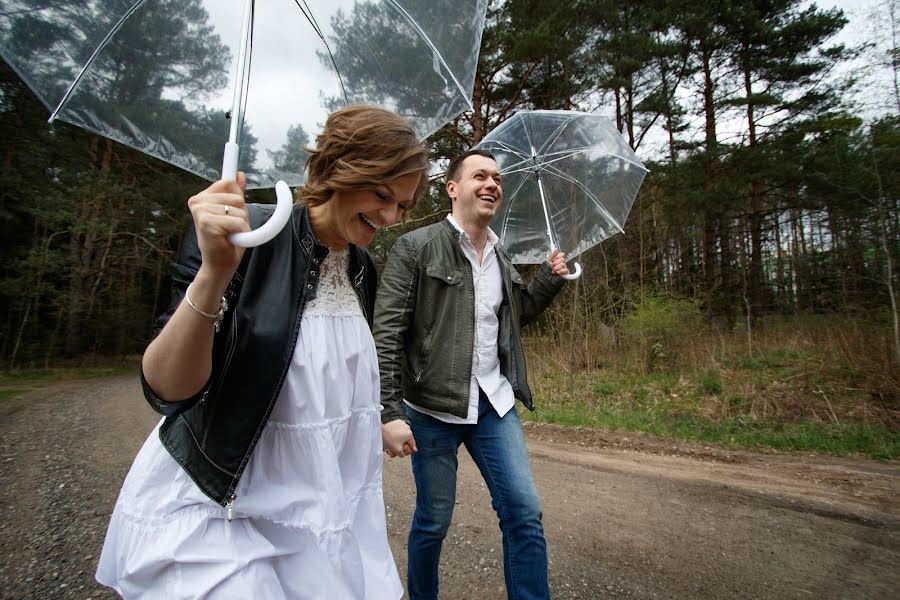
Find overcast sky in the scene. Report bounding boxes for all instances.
[819,0,895,115]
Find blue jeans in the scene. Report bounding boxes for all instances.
[404,391,549,600]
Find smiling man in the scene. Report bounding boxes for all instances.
[374,149,570,600]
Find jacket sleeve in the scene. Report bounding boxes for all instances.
[515,262,567,327]
[140,222,213,416]
[373,235,418,424]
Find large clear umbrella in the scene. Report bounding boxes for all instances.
[476,110,648,279]
[0,0,486,245]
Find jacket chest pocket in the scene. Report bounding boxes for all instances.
[422,264,465,336]
[426,264,464,286]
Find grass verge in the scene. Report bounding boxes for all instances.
[0,360,138,401]
[522,403,898,460]
[524,346,899,460]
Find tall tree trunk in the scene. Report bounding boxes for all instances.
[700,39,720,315]
[797,208,810,309]
[10,301,30,368]
[63,173,98,357]
[774,209,787,310]
[658,56,678,166]
[719,213,734,325]
[63,227,95,357]
[743,50,766,320]
[625,78,635,148]
[472,68,485,143]
[614,88,623,133]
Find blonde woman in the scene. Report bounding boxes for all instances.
[96,106,424,599]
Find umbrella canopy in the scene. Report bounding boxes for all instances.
[477,110,647,270]
[0,0,486,189]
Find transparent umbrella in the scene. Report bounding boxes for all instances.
[0,0,486,245]
[476,110,648,279]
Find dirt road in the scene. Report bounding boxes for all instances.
[0,376,897,599]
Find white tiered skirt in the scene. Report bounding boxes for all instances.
[96,313,402,599]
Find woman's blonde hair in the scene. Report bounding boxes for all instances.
[297,106,429,220]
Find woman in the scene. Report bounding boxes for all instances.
[96,106,424,598]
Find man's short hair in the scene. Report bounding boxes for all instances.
[445,148,496,185]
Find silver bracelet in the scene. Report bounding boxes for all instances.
[184,281,228,332]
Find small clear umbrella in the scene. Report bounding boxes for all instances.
[0,0,487,245]
[476,110,647,279]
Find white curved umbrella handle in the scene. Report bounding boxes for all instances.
[561,261,582,280]
[229,181,292,247]
[560,263,581,281]
[220,141,293,248]
[550,244,583,280]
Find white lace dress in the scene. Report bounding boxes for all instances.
[96,248,402,600]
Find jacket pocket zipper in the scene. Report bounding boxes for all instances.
[415,330,433,382]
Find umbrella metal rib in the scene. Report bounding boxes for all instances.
[496,164,538,245]
[49,0,148,122]
[386,0,474,110]
[535,113,578,156]
[485,140,531,162]
[500,149,588,176]
[294,0,349,105]
[541,162,626,235]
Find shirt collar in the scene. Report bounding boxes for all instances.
[446,214,499,246]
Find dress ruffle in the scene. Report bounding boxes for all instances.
[97,250,401,599]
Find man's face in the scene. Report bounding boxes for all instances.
[447,154,503,228]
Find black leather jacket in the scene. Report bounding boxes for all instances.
[140,203,377,506]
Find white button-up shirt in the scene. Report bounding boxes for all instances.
[406,215,515,424]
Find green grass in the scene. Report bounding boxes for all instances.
[0,363,137,399]
[0,388,26,402]
[524,344,899,460]
[523,398,898,459]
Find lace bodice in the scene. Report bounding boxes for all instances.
[304,248,363,317]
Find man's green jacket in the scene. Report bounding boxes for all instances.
[374,219,566,423]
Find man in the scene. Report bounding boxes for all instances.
[375,149,569,599]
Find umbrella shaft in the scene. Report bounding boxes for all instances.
[222,0,253,180]
[228,0,254,145]
[535,172,558,251]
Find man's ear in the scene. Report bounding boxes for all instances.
[446,179,457,201]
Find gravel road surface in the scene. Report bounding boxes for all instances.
[1,376,897,599]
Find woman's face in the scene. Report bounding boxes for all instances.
[327,173,420,248]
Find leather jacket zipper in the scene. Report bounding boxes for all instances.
[415,330,433,382]
[353,264,368,321]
